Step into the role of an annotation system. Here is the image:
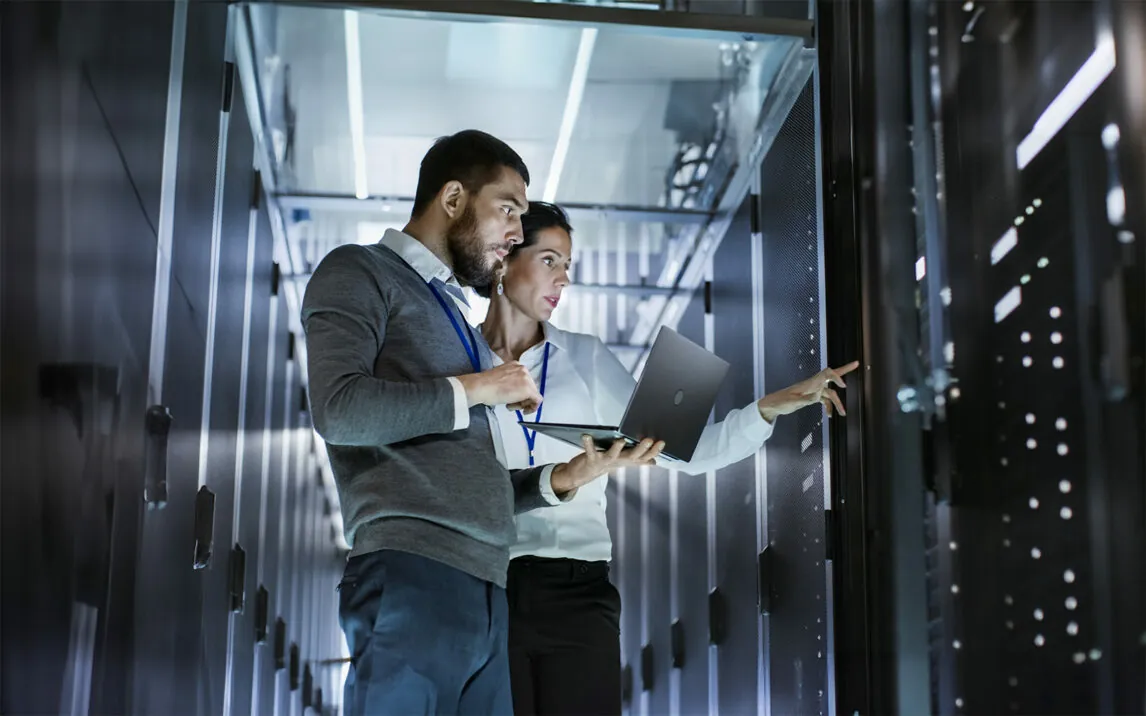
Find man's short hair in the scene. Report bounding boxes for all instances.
[411,130,530,217]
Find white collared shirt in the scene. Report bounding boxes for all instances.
[486,322,775,563]
[377,230,560,504]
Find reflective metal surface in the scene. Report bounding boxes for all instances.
[249,2,802,209]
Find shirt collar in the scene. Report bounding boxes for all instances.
[475,320,569,357]
[540,321,569,352]
[378,228,458,288]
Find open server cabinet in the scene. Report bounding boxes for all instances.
[2,0,1143,714]
[821,0,1146,715]
[244,1,837,715]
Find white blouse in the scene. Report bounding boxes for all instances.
[487,322,774,563]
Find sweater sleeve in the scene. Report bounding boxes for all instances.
[302,245,459,447]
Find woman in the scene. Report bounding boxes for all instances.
[478,201,857,716]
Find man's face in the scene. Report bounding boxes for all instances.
[446,166,527,287]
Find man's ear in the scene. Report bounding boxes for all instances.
[439,180,466,220]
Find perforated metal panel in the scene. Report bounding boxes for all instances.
[932,2,1146,711]
[758,79,831,716]
[1,4,347,714]
[944,127,1134,716]
[610,77,827,716]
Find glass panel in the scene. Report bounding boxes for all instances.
[249,3,802,211]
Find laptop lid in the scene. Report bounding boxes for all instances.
[524,327,729,463]
[617,327,730,462]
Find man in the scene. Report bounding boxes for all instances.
[302,130,661,715]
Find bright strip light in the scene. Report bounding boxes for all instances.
[994,285,1022,323]
[1016,34,1116,170]
[991,227,1018,265]
[543,28,597,202]
[344,10,369,200]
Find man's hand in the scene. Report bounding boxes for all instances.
[756,361,861,423]
[455,361,543,414]
[550,437,666,498]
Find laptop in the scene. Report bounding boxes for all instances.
[520,327,730,463]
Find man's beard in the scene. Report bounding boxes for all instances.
[446,204,499,288]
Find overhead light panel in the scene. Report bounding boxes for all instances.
[344,10,369,200]
[543,28,597,203]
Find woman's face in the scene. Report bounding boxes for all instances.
[501,226,573,322]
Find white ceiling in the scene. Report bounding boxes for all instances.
[272,5,777,210]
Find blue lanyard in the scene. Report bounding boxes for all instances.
[516,342,551,466]
[426,281,481,373]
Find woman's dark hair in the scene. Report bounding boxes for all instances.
[474,201,573,299]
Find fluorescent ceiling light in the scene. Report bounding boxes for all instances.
[543,28,597,203]
[1016,33,1116,170]
[344,10,369,200]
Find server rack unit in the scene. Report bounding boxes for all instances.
[609,67,838,716]
[931,2,1145,714]
[822,0,1146,714]
[1,3,347,715]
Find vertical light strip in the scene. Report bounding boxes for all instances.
[286,438,306,716]
[249,291,279,716]
[272,357,295,716]
[615,467,626,703]
[147,0,189,405]
[749,174,770,716]
[304,474,318,669]
[638,223,650,282]
[563,244,580,334]
[639,465,650,716]
[668,468,681,716]
[344,10,369,200]
[313,497,325,661]
[582,247,595,337]
[616,225,629,334]
[703,257,718,716]
[289,448,309,667]
[636,224,651,373]
[597,231,610,341]
[223,179,261,716]
[542,28,597,202]
[197,13,236,490]
[1016,33,1116,170]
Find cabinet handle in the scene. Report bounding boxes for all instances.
[228,544,247,613]
[143,405,173,508]
[254,586,269,643]
[192,487,215,570]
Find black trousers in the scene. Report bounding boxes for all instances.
[507,557,622,716]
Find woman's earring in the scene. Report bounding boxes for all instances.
[496,279,505,296]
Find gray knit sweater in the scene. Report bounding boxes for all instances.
[301,241,553,587]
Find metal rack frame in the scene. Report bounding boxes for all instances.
[241,0,818,362]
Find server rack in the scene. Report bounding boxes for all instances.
[1,3,346,715]
[821,1,1146,714]
[3,1,1142,715]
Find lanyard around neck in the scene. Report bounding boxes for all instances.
[516,342,551,467]
[426,281,481,373]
